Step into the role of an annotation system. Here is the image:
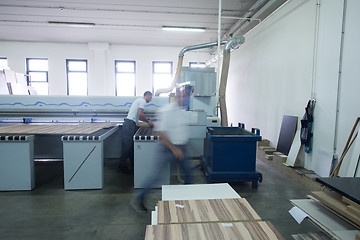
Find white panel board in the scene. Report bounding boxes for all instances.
[162,183,240,201]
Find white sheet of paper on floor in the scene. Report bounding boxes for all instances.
[286,127,301,167]
[289,206,308,224]
[175,204,184,208]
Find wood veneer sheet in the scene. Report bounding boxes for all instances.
[0,123,115,135]
[145,221,284,240]
[157,198,261,224]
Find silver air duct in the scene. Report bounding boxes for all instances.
[155,41,227,96]
[219,36,245,126]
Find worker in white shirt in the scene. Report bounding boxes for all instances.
[119,91,154,174]
[131,88,192,213]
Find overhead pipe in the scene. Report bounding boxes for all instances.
[219,36,245,126]
[155,41,227,96]
[155,36,245,128]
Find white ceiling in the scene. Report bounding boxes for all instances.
[0,0,286,48]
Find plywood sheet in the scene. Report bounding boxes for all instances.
[286,128,301,167]
[157,198,261,224]
[276,115,298,155]
[291,199,358,239]
[0,123,116,135]
[145,221,284,240]
[311,191,360,227]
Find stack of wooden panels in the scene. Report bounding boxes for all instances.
[311,191,360,228]
[145,221,283,240]
[0,123,115,135]
[146,198,284,240]
[157,198,261,224]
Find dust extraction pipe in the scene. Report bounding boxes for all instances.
[219,36,245,126]
[155,41,227,96]
[155,36,245,128]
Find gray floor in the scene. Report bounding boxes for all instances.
[0,158,321,240]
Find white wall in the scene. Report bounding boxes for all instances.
[227,0,314,148]
[0,42,210,96]
[226,0,360,177]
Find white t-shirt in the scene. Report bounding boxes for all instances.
[126,98,146,123]
[155,103,189,145]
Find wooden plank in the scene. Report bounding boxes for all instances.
[257,139,270,147]
[311,191,360,227]
[286,128,301,167]
[342,196,360,211]
[157,198,262,224]
[145,221,284,240]
[0,123,115,135]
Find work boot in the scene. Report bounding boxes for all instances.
[130,198,148,213]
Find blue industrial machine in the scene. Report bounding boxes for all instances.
[201,125,263,188]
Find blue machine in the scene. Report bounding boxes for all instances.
[200,126,263,188]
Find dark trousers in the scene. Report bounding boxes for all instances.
[134,144,192,202]
[119,119,137,169]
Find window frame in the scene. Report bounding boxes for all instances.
[152,61,173,95]
[26,58,49,95]
[115,60,136,96]
[189,62,206,68]
[66,59,88,96]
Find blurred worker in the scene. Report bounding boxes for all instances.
[131,88,192,213]
[119,91,154,173]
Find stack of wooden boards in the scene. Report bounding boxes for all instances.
[311,191,360,229]
[145,198,284,240]
[257,115,305,167]
[258,139,288,163]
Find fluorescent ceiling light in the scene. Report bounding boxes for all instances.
[162,26,205,32]
[48,21,95,28]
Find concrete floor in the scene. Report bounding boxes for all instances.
[0,158,322,240]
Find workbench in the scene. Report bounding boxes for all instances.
[0,123,118,191]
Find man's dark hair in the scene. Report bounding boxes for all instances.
[144,91,153,97]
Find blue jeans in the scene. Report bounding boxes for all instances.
[135,144,192,202]
[119,119,137,168]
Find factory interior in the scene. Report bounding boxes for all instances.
[0,0,359,239]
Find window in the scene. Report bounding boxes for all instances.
[189,62,206,68]
[26,58,48,95]
[66,59,88,96]
[0,58,8,70]
[115,60,136,96]
[152,61,173,95]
